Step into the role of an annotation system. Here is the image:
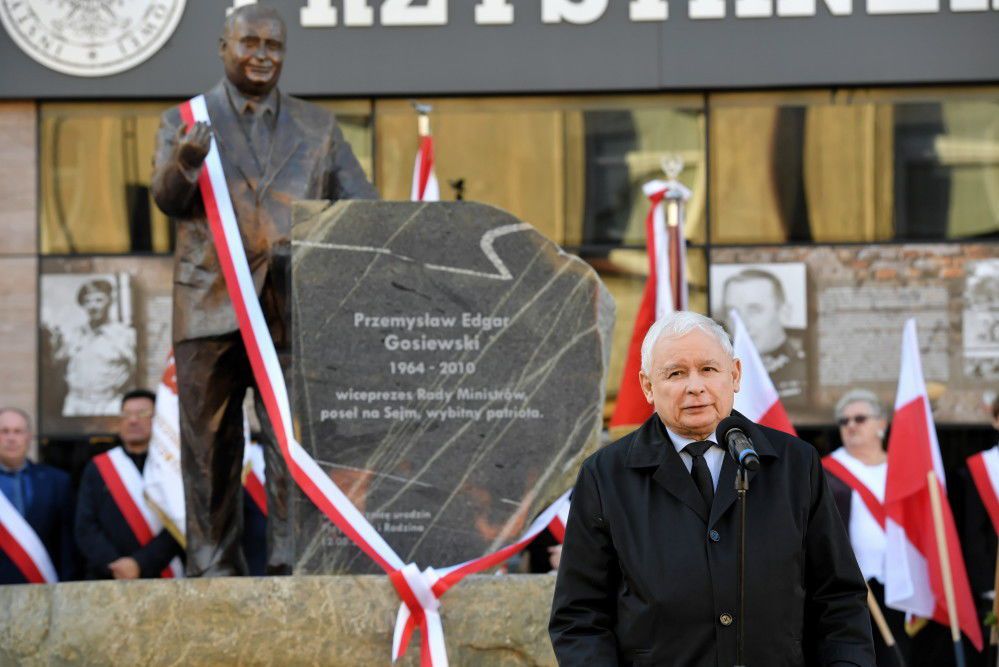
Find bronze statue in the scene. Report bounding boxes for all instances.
[151,5,377,576]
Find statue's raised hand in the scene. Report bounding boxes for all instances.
[176,121,212,171]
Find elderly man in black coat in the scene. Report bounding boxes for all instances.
[550,311,874,666]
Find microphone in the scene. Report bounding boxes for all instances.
[716,415,760,472]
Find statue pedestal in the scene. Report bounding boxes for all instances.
[1,575,557,666]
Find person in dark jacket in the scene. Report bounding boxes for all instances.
[0,407,77,583]
[75,390,182,579]
[550,311,875,666]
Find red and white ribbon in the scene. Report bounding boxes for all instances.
[181,95,573,665]
[94,447,184,578]
[967,447,999,534]
[0,483,58,584]
[389,489,572,662]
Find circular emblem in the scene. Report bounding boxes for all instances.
[0,0,186,78]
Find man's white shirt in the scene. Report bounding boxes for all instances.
[667,427,725,491]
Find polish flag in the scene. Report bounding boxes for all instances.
[729,309,796,436]
[145,350,269,538]
[411,125,439,202]
[546,495,572,543]
[242,441,268,517]
[609,180,689,429]
[144,352,185,541]
[884,319,982,650]
[966,447,999,533]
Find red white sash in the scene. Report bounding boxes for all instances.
[93,447,183,579]
[0,483,58,583]
[822,450,886,529]
[967,447,999,534]
[181,94,575,665]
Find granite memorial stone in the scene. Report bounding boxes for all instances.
[291,200,614,573]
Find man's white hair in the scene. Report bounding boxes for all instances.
[640,311,734,375]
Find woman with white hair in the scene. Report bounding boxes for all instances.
[823,389,908,667]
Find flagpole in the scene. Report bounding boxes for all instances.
[867,585,907,667]
[928,469,967,667]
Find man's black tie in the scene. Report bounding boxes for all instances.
[684,441,714,510]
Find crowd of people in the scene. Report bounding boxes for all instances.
[2,326,998,666]
[0,389,267,584]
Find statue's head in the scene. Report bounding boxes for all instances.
[219,5,286,98]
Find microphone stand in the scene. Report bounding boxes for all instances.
[735,465,749,667]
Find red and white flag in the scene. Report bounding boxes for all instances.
[546,495,572,543]
[144,352,185,541]
[609,179,689,429]
[94,447,184,579]
[729,309,796,436]
[411,115,439,202]
[242,441,268,517]
[884,319,982,650]
[145,349,268,534]
[0,484,58,584]
[967,446,999,534]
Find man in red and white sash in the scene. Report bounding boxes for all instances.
[822,388,908,666]
[0,408,76,584]
[75,390,183,579]
[151,5,376,576]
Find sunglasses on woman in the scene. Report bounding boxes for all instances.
[837,414,872,427]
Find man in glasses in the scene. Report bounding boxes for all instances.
[823,389,906,667]
[75,389,183,579]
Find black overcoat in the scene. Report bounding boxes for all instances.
[550,413,875,666]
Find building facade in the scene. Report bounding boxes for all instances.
[0,0,997,463]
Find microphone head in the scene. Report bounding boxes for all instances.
[716,414,752,443]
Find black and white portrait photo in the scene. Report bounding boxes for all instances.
[40,273,138,419]
[710,263,809,404]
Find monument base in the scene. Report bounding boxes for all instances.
[0,575,557,666]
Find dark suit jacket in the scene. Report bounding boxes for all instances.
[74,453,182,579]
[0,462,77,583]
[550,413,875,667]
[957,464,997,606]
[151,80,378,342]
[827,466,854,528]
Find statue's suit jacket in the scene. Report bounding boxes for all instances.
[152,80,377,343]
[549,412,875,667]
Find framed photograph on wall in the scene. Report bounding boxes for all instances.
[39,257,173,436]
[709,262,809,408]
